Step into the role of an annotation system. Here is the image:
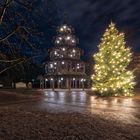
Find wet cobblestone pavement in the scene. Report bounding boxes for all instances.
[0,90,140,140]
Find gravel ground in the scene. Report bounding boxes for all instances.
[0,105,140,140]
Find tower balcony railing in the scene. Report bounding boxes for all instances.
[46,71,86,76]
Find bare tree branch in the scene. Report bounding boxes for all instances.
[0,0,13,24]
[0,26,19,42]
[14,0,32,10]
[0,26,36,43]
[0,58,23,62]
[0,59,25,74]
[0,55,41,74]
[0,0,43,78]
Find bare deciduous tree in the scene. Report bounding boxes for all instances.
[0,0,41,74]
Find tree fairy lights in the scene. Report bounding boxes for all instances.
[92,22,136,97]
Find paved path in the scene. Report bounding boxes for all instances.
[0,90,140,140]
[0,90,140,124]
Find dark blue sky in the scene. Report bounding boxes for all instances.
[36,0,140,61]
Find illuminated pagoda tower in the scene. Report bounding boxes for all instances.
[44,23,88,90]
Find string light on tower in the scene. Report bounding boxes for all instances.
[77,66,80,69]
[56,40,60,44]
[61,78,64,81]
[73,78,75,81]
[54,51,57,55]
[66,36,71,40]
[60,28,63,32]
[50,64,53,68]
[63,25,66,29]
[59,37,62,40]
[72,40,75,43]
[62,48,65,51]
[72,49,76,53]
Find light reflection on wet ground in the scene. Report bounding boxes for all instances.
[0,90,140,124]
[36,90,139,124]
[40,90,140,114]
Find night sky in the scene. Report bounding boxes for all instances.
[35,0,140,61]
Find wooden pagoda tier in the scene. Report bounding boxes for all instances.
[42,24,90,90]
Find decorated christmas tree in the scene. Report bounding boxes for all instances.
[92,22,135,96]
